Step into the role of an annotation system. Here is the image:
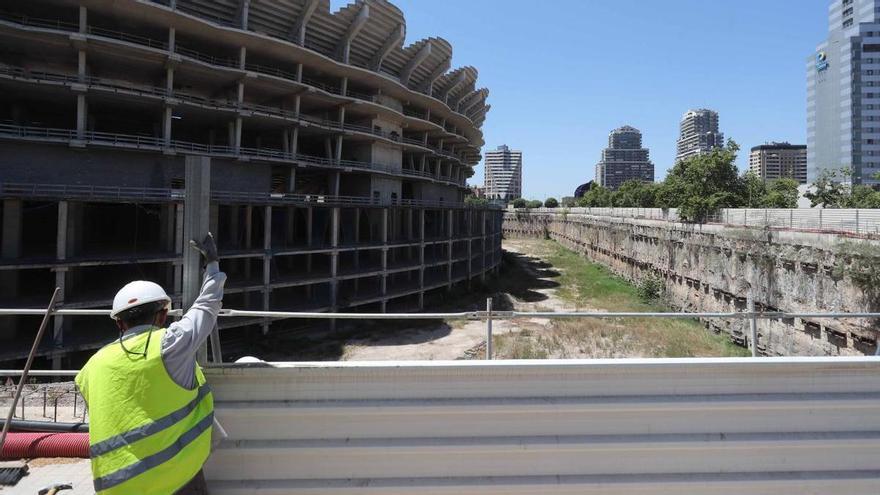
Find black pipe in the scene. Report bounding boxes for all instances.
[2,419,88,433]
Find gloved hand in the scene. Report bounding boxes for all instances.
[189,232,219,264]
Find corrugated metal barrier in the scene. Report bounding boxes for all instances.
[204,357,880,494]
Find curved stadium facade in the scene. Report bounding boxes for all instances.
[0,0,499,366]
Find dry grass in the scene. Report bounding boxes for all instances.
[493,240,749,359]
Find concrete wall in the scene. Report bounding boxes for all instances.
[0,143,272,193]
[204,357,880,494]
[503,212,880,356]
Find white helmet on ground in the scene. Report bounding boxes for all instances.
[111,281,172,320]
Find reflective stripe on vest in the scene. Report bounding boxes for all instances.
[93,412,214,492]
[76,327,214,495]
[89,383,212,457]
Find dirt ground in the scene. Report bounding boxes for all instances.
[341,239,581,361]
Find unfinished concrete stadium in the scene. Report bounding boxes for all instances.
[0,0,501,368]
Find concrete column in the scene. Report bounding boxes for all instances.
[324,138,334,161]
[329,207,340,311]
[418,209,425,309]
[238,46,247,71]
[335,135,343,163]
[233,117,242,153]
[330,171,341,196]
[381,209,388,310]
[296,63,303,83]
[78,6,87,33]
[239,0,250,29]
[163,106,173,146]
[467,210,473,281]
[481,210,487,282]
[165,66,175,95]
[305,206,313,274]
[290,128,299,157]
[52,201,69,369]
[76,94,87,139]
[340,77,348,97]
[243,205,253,293]
[262,206,272,334]
[77,50,87,82]
[182,156,211,364]
[447,209,453,290]
[168,27,176,53]
[173,203,184,295]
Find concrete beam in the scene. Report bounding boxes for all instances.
[439,71,467,104]
[370,24,405,71]
[238,0,250,29]
[335,3,369,64]
[291,0,320,45]
[182,156,211,364]
[400,42,432,87]
[418,57,451,94]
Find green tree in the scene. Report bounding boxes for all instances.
[511,198,527,209]
[612,180,659,207]
[761,178,800,208]
[850,185,880,208]
[741,171,767,208]
[544,197,559,208]
[804,168,851,208]
[657,140,744,221]
[578,185,613,207]
[464,195,489,207]
[526,199,544,209]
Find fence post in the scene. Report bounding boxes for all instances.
[748,296,758,357]
[486,298,493,360]
[856,209,860,235]
[790,209,793,229]
[819,209,823,230]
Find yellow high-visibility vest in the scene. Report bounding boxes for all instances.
[76,327,214,495]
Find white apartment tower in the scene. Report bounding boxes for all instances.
[675,109,725,162]
[808,0,880,185]
[484,145,523,201]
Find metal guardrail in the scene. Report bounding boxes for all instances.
[0,307,877,360]
[518,207,880,237]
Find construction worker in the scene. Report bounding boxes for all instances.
[75,233,226,495]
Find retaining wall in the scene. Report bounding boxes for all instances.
[503,211,880,356]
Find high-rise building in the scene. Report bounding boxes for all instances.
[808,0,880,185]
[594,126,654,190]
[484,145,523,201]
[675,109,724,162]
[749,143,808,184]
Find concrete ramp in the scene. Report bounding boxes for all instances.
[205,358,880,494]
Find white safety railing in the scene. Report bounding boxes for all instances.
[0,305,878,360]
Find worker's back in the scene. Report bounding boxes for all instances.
[76,326,214,495]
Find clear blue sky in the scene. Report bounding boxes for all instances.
[332,0,830,199]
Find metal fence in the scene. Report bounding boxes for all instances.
[515,207,880,237]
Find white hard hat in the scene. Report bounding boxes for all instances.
[111,281,172,320]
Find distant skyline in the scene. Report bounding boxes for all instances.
[331,0,830,198]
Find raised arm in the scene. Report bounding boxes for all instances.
[161,233,227,389]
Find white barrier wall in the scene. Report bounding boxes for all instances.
[204,358,880,494]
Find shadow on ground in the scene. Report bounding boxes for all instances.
[225,249,561,361]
